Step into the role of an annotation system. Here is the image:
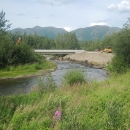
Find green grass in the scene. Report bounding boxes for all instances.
[64,68,86,85]
[0,61,56,78]
[0,70,130,129]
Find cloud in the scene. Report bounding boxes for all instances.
[89,22,107,26]
[108,0,130,13]
[64,27,72,32]
[17,13,25,16]
[35,16,40,19]
[36,0,76,6]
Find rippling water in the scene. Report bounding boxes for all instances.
[0,60,108,96]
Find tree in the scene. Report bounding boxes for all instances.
[0,10,11,32]
[55,33,80,50]
[113,18,130,65]
[107,18,130,74]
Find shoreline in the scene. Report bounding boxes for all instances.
[62,58,106,69]
[0,68,56,80]
[0,52,113,80]
[0,68,57,80]
[62,51,114,69]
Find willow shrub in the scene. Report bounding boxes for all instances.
[0,30,46,68]
[107,56,129,74]
[64,68,86,85]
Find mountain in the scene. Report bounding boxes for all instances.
[9,26,67,39]
[9,25,121,41]
[72,25,121,41]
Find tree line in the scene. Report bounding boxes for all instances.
[10,31,80,50]
[0,10,80,68]
[1,10,130,74]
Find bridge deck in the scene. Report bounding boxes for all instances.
[35,50,85,54]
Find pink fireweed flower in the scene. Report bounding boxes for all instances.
[54,109,62,120]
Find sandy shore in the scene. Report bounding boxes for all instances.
[63,51,114,68]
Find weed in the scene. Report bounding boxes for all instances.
[64,68,86,86]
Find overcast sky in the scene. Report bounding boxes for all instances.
[1,0,130,31]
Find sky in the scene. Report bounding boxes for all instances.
[1,0,130,31]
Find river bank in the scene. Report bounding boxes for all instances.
[0,60,108,96]
[62,51,114,69]
[1,69,130,129]
[0,61,56,80]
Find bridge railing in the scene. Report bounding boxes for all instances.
[34,50,85,54]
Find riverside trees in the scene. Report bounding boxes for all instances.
[0,10,44,68]
[0,10,11,32]
[106,18,130,74]
[0,10,80,68]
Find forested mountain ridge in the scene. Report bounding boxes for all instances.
[9,26,67,39]
[72,25,121,41]
[9,25,121,41]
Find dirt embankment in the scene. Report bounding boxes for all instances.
[63,51,114,69]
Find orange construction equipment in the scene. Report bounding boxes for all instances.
[16,37,21,45]
[101,46,112,53]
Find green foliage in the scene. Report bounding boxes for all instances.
[106,100,124,129]
[64,68,86,85]
[55,32,80,50]
[0,29,46,68]
[0,10,11,32]
[0,30,14,67]
[113,27,130,65]
[82,38,102,51]
[1,70,130,129]
[107,56,128,74]
[10,31,56,50]
[101,33,117,50]
[0,61,56,78]
[37,74,57,93]
[106,18,130,74]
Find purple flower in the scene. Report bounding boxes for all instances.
[54,110,61,120]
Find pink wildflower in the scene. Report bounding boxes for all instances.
[54,109,61,120]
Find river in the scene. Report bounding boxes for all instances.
[0,60,108,96]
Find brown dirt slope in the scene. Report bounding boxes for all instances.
[63,51,114,68]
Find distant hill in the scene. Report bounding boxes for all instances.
[72,25,121,41]
[9,25,121,41]
[9,26,67,39]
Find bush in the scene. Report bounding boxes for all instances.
[64,68,86,85]
[107,56,129,74]
[0,32,45,68]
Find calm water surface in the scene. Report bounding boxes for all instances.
[0,60,108,96]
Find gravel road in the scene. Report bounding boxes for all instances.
[63,51,114,68]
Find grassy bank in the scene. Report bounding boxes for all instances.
[0,70,130,129]
[0,61,56,78]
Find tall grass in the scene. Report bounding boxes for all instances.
[0,61,56,78]
[64,68,87,85]
[37,74,57,93]
[0,70,130,129]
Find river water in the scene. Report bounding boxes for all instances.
[0,60,108,96]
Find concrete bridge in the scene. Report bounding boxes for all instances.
[34,49,85,54]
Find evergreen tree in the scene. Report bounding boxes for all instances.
[0,10,11,32]
[55,33,80,50]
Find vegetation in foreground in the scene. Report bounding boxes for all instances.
[0,69,130,130]
[64,68,86,85]
[0,61,56,78]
